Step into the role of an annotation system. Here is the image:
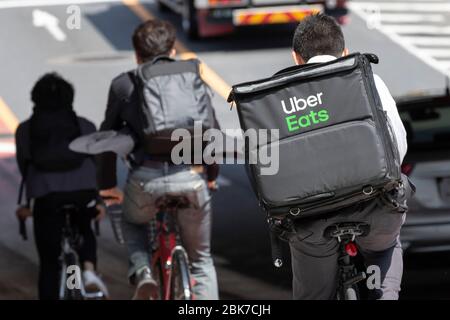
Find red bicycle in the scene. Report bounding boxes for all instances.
[108,195,194,300]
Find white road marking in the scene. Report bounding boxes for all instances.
[435,61,450,70]
[32,9,67,41]
[403,37,450,47]
[384,25,450,36]
[420,48,450,59]
[0,0,128,9]
[377,13,445,23]
[352,2,450,12]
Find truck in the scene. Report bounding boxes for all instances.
[157,0,348,39]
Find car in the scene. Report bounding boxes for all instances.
[396,90,450,253]
[157,0,348,39]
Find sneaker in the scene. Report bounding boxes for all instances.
[83,270,109,298]
[132,267,158,300]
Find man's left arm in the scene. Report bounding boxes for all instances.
[373,75,408,163]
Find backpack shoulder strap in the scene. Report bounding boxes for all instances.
[137,58,200,82]
[150,55,175,65]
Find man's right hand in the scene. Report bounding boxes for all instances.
[207,180,219,192]
[16,206,32,221]
[100,187,124,206]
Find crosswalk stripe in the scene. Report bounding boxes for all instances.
[403,37,450,47]
[434,60,450,70]
[384,25,450,35]
[351,2,450,12]
[419,49,450,59]
[377,13,445,23]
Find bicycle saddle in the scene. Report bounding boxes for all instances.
[323,222,370,240]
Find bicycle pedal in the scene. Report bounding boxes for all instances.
[344,272,366,287]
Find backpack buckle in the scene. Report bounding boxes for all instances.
[289,207,302,216]
[362,186,374,196]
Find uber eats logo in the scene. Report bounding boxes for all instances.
[281,92,329,132]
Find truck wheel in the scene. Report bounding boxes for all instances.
[182,0,199,39]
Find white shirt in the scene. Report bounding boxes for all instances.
[308,55,407,162]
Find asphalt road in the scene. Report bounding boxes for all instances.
[0,0,449,300]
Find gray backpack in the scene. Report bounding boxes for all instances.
[135,56,215,156]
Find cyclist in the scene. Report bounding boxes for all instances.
[97,19,219,300]
[15,73,108,300]
[285,14,413,300]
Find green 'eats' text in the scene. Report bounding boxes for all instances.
[281,92,330,132]
[285,109,329,132]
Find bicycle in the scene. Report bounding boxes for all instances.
[19,204,105,300]
[323,222,370,300]
[107,194,194,300]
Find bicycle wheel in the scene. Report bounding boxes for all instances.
[169,248,193,300]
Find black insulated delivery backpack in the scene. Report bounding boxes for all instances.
[228,53,402,220]
[134,56,215,157]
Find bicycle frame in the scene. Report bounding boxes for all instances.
[336,238,366,300]
[151,210,193,300]
[324,222,369,300]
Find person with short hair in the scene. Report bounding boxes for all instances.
[287,13,411,300]
[97,19,219,300]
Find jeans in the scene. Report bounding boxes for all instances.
[33,190,98,300]
[122,164,219,300]
[289,174,414,300]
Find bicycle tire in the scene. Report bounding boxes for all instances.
[345,287,359,300]
[170,248,193,300]
[153,259,165,300]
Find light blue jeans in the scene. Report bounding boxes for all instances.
[121,163,219,300]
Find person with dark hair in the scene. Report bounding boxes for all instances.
[131,19,176,63]
[292,14,345,63]
[15,73,108,299]
[286,14,410,300]
[97,19,219,300]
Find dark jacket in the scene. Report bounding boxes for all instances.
[15,116,98,200]
[97,64,220,190]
